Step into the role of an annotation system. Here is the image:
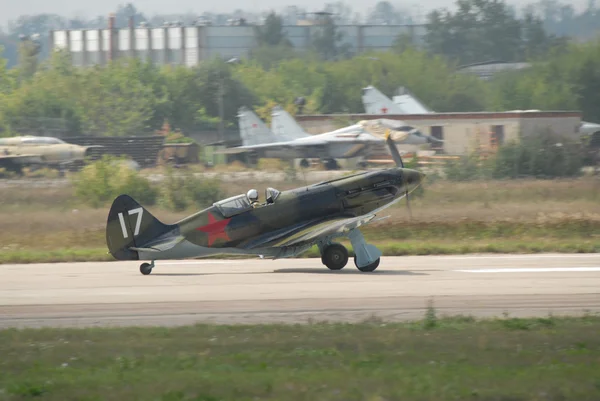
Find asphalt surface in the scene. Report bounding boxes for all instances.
[1,254,599,328]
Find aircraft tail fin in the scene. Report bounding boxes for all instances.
[361,85,404,115]
[237,106,277,146]
[270,105,310,140]
[392,87,434,114]
[105,194,176,260]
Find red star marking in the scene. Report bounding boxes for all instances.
[252,123,258,128]
[195,212,231,247]
[381,107,388,114]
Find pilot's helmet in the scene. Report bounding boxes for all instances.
[247,189,258,202]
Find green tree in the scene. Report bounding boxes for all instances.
[191,58,257,128]
[425,0,524,64]
[75,60,155,136]
[17,36,41,81]
[0,46,15,94]
[248,44,297,70]
[311,15,352,61]
[253,12,291,47]
[391,33,415,54]
[251,12,296,69]
[576,53,600,123]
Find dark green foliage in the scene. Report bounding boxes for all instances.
[444,132,584,181]
[72,155,158,208]
[424,0,563,65]
[253,12,291,48]
[310,15,353,61]
[423,299,438,329]
[71,156,223,211]
[158,168,223,212]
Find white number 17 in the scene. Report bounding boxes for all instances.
[117,208,143,238]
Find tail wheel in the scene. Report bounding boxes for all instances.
[140,263,153,275]
[322,243,348,270]
[354,255,380,272]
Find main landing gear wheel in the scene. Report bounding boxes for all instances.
[322,243,349,270]
[354,255,380,272]
[140,262,153,275]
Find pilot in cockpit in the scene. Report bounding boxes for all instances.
[247,189,259,207]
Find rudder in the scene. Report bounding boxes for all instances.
[105,195,174,260]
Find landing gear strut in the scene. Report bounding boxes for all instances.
[321,243,348,270]
[140,261,155,275]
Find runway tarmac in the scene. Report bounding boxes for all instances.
[1,254,599,329]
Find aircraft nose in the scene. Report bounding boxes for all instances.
[400,168,425,193]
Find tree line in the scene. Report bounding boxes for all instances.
[2,0,600,137]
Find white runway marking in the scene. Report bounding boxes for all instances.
[457,267,600,273]
[160,261,238,265]
[437,254,600,260]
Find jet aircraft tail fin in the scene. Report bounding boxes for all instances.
[237,106,277,146]
[106,194,176,260]
[361,85,404,115]
[270,105,310,140]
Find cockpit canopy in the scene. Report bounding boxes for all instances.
[265,187,280,204]
[213,187,281,217]
[213,194,252,218]
[0,136,67,146]
[20,136,66,145]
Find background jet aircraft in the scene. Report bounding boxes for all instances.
[106,133,425,275]
[271,105,437,147]
[0,136,101,173]
[361,85,433,115]
[220,106,439,169]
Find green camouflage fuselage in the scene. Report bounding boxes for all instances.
[177,167,415,249]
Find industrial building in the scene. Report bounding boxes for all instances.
[48,15,427,67]
[295,111,583,155]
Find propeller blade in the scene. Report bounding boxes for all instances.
[384,129,405,168]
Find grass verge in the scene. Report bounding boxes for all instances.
[2,238,599,264]
[1,313,599,400]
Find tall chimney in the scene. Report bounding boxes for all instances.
[108,13,115,61]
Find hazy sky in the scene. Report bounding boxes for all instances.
[0,0,590,28]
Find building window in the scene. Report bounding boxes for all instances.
[430,126,443,141]
[430,126,444,151]
[492,125,505,146]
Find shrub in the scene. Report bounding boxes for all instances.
[257,158,285,171]
[158,167,223,212]
[72,155,158,208]
[491,132,583,179]
[444,132,584,181]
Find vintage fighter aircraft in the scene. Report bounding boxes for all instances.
[105,132,425,275]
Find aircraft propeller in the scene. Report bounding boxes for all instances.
[385,129,413,220]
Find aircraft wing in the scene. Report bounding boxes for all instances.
[215,137,328,155]
[241,213,386,250]
[0,154,44,165]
